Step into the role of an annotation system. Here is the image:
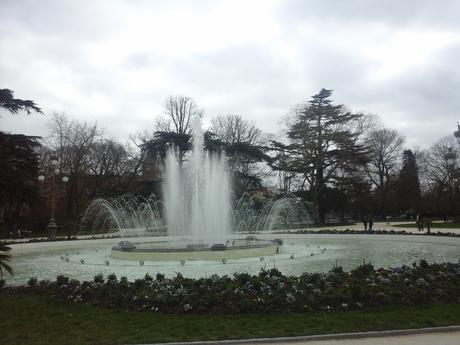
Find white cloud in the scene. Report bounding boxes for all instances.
[1,0,459,149]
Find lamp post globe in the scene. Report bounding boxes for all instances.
[50,155,59,166]
[454,124,460,145]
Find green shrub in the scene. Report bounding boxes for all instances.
[93,274,104,284]
[56,275,69,286]
[27,277,38,286]
[107,273,117,284]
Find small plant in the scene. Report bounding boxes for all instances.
[419,259,429,269]
[133,278,145,290]
[351,262,374,277]
[144,273,153,283]
[93,274,104,284]
[331,265,344,274]
[56,275,69,286]
[27,277,38,286]
[107,273,117,284]
[119,276,129,288]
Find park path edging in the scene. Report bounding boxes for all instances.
[135,325,460,345]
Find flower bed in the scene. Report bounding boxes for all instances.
[16,261,460,314]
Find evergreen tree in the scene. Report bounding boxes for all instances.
[396,149,421,213]
[0,132,41,226]
[0,88,42,115]
[271,89,368,224]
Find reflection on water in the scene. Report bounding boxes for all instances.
[7,234,460,286]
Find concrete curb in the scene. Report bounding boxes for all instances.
[135,325,460,345]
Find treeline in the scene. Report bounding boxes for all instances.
[1,89,458,233]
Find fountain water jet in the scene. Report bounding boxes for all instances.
[82,116,310,260]
[164,117,232,241]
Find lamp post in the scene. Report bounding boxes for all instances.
[449,124,460,217]
[454,123,460,145]
[38,155,69,240]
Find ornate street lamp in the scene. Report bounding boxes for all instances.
[454,123,460,145]
[38,155,69,240]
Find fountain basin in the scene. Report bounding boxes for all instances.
[111,238,279,261]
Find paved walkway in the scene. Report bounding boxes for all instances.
[4,220,459,244]
[148,327,460,345]
[297,220,460,234]
[242,330,460,345]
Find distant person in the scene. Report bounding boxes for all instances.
[368,216,374,231]
[416,214,424,232]
[362,216,368,231]
[425,217,432,234]
[11,223,18,239]
[443,214,448,223]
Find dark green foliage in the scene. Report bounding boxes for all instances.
[331,265,344,274]
[56,275,69,286]
[350,262,374,277]
[145,129,270,192]
[106,273,117,284]
[396,150,421,212]
[23,261,460,314]
[144,273,153,283]
[0,88,42,114]
[271,89,368,224]
[93,274,104,284]
[0,243,13,280]
[0,132,41,227]
[145,131,191,162]
[27,277,38,286]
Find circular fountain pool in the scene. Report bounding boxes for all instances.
[111,237,280,261]
[6,233,460,286]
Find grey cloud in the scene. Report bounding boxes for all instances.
[1,0,460,149]
[277,0,460,30]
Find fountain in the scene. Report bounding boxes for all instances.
[6,122,460,286]
[163,116,232,240]
[81,116,308,261]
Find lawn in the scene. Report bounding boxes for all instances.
[1,290,460,345]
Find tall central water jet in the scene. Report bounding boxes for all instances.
[164,117,232,241]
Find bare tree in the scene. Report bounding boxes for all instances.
[87,139,129,176]
[157,95,202,135]
[209,114,261,144]
[365,128,405,215]
[85,139,133,198]
[424,136,457,191]
[46,112,104,218]
[124,130,155,187]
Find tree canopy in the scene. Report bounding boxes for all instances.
[271,89,368,224]
[0,89,42,115]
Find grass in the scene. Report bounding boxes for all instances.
[1,290,460,345]
[393,222,460,229]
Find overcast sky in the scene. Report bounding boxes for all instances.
[1,0,459,148]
